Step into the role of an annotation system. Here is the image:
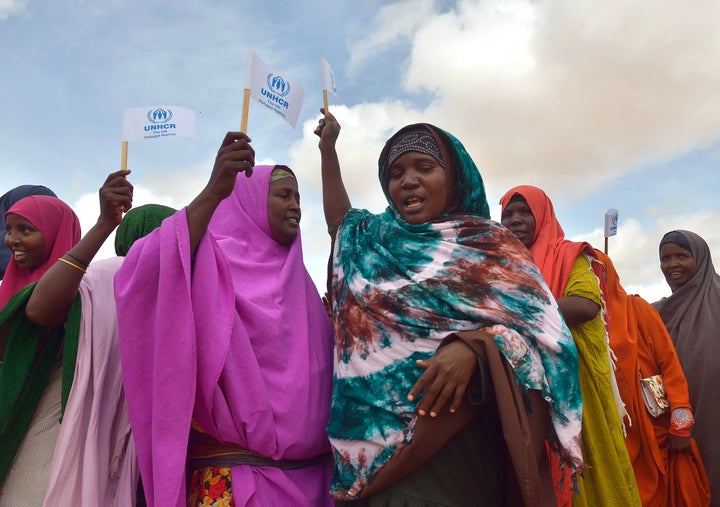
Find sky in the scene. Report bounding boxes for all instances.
[2,0,719,302]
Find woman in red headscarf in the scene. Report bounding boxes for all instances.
[0,194,82,504]
[500,185,640,507]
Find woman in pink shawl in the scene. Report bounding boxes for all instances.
[114,132,335,507]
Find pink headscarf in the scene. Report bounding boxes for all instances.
[115,166,334,506]
[0,195,81,308]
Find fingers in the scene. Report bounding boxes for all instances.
[215,132,256,178]
[412,366,467,417]
[100,169,133,213]
[408,341,478,417]
[407,361,431,402]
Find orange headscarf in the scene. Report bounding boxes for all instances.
[499,185,597,298]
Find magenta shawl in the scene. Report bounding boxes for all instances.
[114,166,334,507]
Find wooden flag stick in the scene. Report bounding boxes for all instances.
[241,89,251,134]
[604,236,609,255]
[323,89,329,114]
[121,141,128,171]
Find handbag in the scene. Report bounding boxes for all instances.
[640,373,669,417]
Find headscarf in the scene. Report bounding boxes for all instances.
[115,165,334,507]
[0,185,56,279]
[379,123,490,219]
[114,204,177,256]
[328,124,582,499]
[0,195,81,308]
[659,231,692,255]
[499,185,599,298]
[653,230,720,494]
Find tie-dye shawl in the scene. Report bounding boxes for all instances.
[327,126,583,498]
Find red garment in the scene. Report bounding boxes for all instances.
[595,249,710,507]
[0,195,80,307]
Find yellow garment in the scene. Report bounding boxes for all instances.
[567,256,641,507]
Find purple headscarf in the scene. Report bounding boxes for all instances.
[114,166,334,506]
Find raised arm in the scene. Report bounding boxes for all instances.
[314,108,351,232]
[186,132,255,253]
[26,169,133,325]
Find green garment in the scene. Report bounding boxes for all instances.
[0,284,81,486]
[114,203,176,256]
[337,403,506,507]
[568,255,641,506]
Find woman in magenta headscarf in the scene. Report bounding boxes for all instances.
[0,195,81,504]
[114,132,335,507]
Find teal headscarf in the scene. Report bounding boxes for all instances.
[378,123,491,220]
[115,204,176,256]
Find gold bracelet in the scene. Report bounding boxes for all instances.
[57,257,86,273]
[65,252,89,268]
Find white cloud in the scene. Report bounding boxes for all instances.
[346,0,437,77]
[349,0,720,199]
[0,0,26,19]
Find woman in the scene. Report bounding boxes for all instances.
[114,132,335,507]
[1,170,137,506]
[0,184,56,279]
[595,249,709,506]
[653,230,720,506]
[500,186,640,506]
[316,110,583,506]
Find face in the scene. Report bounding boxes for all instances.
[500,198,536,248]
[387,152,450,224]
[4,213,46,270]
[267,177,301,245]
[660,242,695,291]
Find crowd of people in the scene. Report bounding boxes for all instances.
[0,112,716,507]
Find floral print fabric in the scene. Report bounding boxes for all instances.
[188,467,233,507]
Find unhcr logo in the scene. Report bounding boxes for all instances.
[144,107,177,133]
[147,108,174,123]
[266,74,291,97]
[261,73,291,109]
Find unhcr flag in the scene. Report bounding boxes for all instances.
[320,57,338,102]
[245,50,305,128]
[122,105,197,142]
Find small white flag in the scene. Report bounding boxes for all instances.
[604,208,619,238]
[122,105,197,142]
[245,50,305,128]
[320,57,338,101]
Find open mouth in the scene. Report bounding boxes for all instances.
[13,249,28,260]
[287,216,300,226]
[403,196,424,209]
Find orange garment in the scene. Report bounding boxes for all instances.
[595,250,710,507]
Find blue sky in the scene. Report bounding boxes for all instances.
[2,0,719,301]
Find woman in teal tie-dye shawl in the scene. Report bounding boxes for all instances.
[316,111,583,505]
